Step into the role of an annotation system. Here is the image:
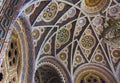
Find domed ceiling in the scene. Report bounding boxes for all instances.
[0,0,120,83]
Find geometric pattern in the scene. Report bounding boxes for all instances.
[0,0,23,66]
[0,0,120,83]
[24,0,120,83]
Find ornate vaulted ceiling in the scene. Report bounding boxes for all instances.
[0,0,120,83]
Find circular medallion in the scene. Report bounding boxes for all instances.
[109,7,118,15]
[32,28,40,40]
[58,3,65,11]
[57,29,69,44]
[78,18,86,27]
[67,8,76,18]
[112,50,120,58]
[93,17,103,26]
[44,43,50,53]
[59,52,67,61]
[81,35,95,49]
[85,0,101,7]
[75,56,82,63]
[95,54,103,62]
[42,2,58,22]
[81,0,108,14]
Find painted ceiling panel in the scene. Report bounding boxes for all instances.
[0,0,120,83]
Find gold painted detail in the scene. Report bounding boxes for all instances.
[85,0,101,7]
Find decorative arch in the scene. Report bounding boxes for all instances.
[74,63,117,83]
[35,56,72,83]
[1,0,120,83]
[0,13,35,83]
